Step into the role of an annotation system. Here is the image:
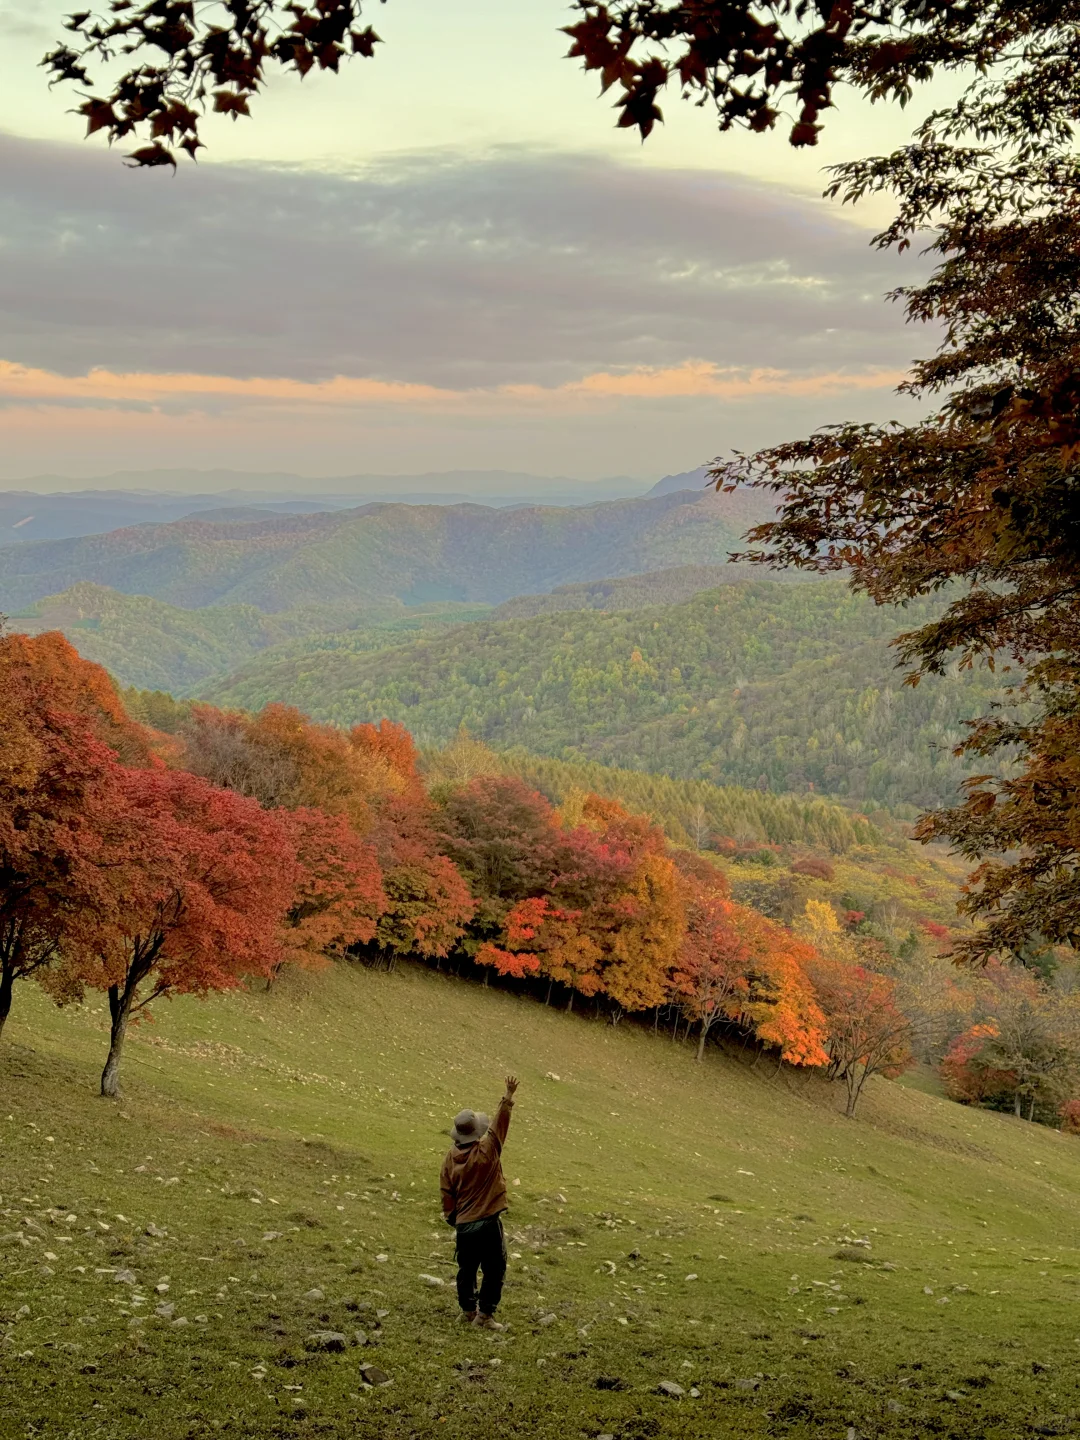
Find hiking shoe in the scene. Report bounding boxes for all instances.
[474,1313,505,1331]
[459,1310,478,1324]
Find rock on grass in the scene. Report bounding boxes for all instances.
[359,1363,391,1387]
[305,1331,348,1353]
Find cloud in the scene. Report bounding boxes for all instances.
[0,133,927,392]
[0,1,52,41]
[0,358,906,418]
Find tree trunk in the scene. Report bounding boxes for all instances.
[845,1066,863,1117]
[101,983,133,1099]
[0,960,13,1044]
[1014,1090,1023,1117]
[695,1020,709,1062]
[545,980,553,1006]
[566,990,574,1013]
[1027,1092,1037,1122]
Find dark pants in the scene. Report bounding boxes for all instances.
[455,1215,507,1315]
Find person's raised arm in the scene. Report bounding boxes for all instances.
[490,1073,519,1148]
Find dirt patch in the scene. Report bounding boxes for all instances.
[204,1119,267,1144]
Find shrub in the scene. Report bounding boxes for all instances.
[791,856,835,881]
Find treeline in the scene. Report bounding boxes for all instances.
[124,695,880,854]
[5,630,1078,1129]
[203,579,1014,814]
[497,751,879,854]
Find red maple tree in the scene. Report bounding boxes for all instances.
[64,768,296,1097]
[275,806,385,983]
[809,958,913,1116]
[0,633,153,1041]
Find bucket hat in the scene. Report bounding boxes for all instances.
[451,1108,489,1145]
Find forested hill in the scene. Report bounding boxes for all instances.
[9,582,489,695]
[0,487,772,614]
[5,564,787,696]
[490,562,797,619]
[203,578,1012,814]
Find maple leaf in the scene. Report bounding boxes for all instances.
[124,141,176,168]
[212,87,251,117]
[79,97,118,135]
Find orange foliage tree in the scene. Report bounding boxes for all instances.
[275,807,385,983]
[674,865,830,1069]
[355,722,474,967]
[183,702,399,831]
[600,850,685,1015]
[938,963,1080,1121]
[726,905,830,1069]
[940,1023,1013,1107]
[809,959,913,1117]
[64,768,296,1097]
[0,632,152,1042]
[674,889,751,1062]
[0,630,150,762]
[472,792,685,1015]
[350,719,425,800]
[369,796,474,968]
[436,776,567,953]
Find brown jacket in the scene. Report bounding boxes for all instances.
[440,1096,514,1226]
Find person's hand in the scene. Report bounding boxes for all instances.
[504,1073,519,1097]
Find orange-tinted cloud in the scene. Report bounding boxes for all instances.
[0,358,903,416]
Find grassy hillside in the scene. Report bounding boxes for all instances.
[4,963,1080,1440]
[0,489,771,615]
[8,584,490,695]
[206,579,1011,814]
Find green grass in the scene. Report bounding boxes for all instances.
[4,963,1080,1439]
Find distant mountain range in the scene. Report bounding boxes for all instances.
[0,464,718,546]
[0,491,338,547]
[0,468,669,546]
[7,466,649,502]
[646,464,713,498]
[0,486,771,615]
[2,473,1010,814]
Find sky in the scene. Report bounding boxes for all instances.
[0,0,959,489]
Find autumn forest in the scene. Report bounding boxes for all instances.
[6,625,1079,1135]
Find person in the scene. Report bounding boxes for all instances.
[440,1073,519,1328]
